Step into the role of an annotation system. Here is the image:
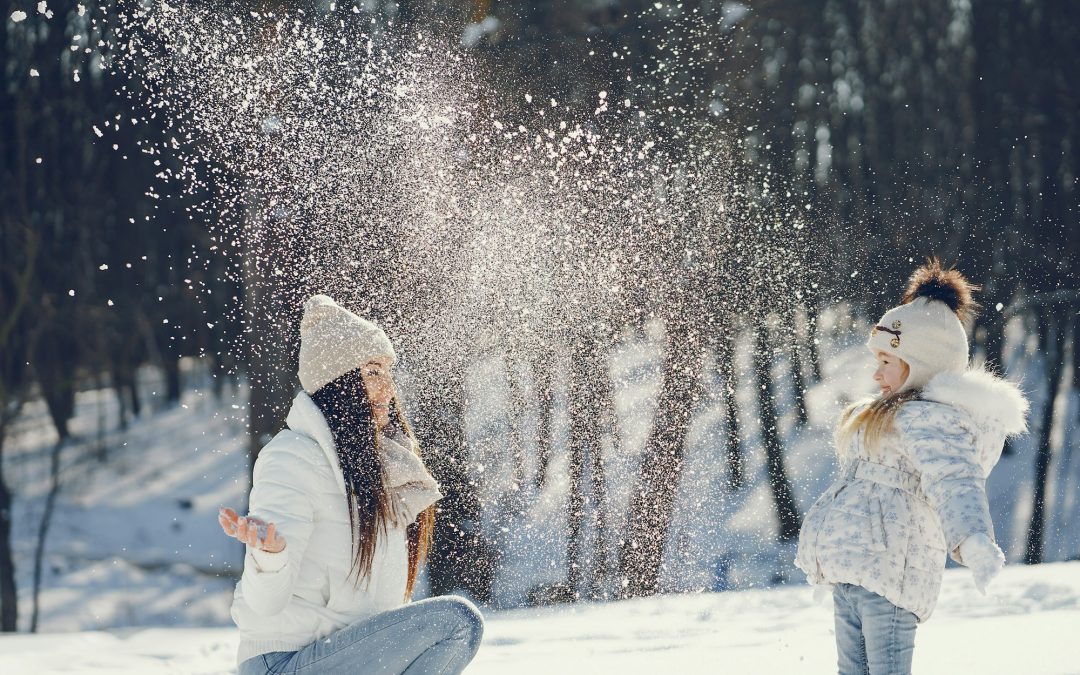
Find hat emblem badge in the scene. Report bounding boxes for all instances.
[873,320,902,349]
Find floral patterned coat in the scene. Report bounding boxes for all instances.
[795,368,1028,622]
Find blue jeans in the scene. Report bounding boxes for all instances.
[238,596,484,675]
[833,583,918,675]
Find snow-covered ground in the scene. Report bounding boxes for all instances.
[2,561,1078,673]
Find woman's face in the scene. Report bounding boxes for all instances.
[359,356,396,430]
[873,351,909,396]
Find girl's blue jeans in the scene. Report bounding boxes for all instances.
[833,583,918,675]
[238,596,484,675]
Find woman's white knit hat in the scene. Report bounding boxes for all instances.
[298,294,396,394]
[867,262,977,392]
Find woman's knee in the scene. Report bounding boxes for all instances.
[428,595,484,647]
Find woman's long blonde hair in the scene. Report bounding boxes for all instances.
[835,390,920,457]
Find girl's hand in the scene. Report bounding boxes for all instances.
[219,506,287,554]
[958,533,1004,594]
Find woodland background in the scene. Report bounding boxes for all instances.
[1,0,1077,633]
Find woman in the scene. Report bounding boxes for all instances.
[219,294,483,674]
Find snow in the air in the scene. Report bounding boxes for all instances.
[2,3,1077,674]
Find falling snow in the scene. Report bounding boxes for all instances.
[99,1,823,608]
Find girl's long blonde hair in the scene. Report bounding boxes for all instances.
[835,390,920,457]
[837,258,976,457]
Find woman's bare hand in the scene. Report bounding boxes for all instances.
[219,506,286,553]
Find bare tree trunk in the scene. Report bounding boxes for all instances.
[785,315,810,427]
[715,331,744,490]
[981,304,1008,373]
[1070,315,1080,560]
[532,352,555,492]
[0,254,32,631]
[1025,313,1066,564]
[415,372,495,601]
[1073,312,1080,391]
[243,317,296,467]
[211,354,227,400]
[164,357,182,404]
[565,354,586,598]
[618,319,704,598]
[95,374,108,463]
[505,353,528,509]
[588,346,614,601]
[114,363,136,430]
[28,347,78,631]
[242,224,300,470]
[983,302,1016,456]
[805,295,824,383]
[0,429,17,631]
[567,337,609,600]
[30,437,65,632]
[753,320,802,541]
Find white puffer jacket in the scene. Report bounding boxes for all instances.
[230,392,411,664]
[795,368,1028,621]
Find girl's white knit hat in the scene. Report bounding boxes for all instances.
[867,297,968,392]
[298,294,396,394]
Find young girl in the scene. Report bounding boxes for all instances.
[218,294,483,675]
[795,261,1028,675]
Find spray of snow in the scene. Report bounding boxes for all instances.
[105,1,813,601]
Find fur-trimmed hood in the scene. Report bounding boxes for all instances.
[919,367,1029,437]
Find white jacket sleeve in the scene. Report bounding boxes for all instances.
[899,403,995,557]
[239,441,317,616]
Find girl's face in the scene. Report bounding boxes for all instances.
[359,356,396,430]
[873,351,909,396]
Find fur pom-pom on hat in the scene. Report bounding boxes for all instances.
[901,259,980,324]
[868,260,977,392]
[298,294,396,394]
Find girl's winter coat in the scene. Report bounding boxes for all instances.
[230,391,412,664]
[795,369,1027,622]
